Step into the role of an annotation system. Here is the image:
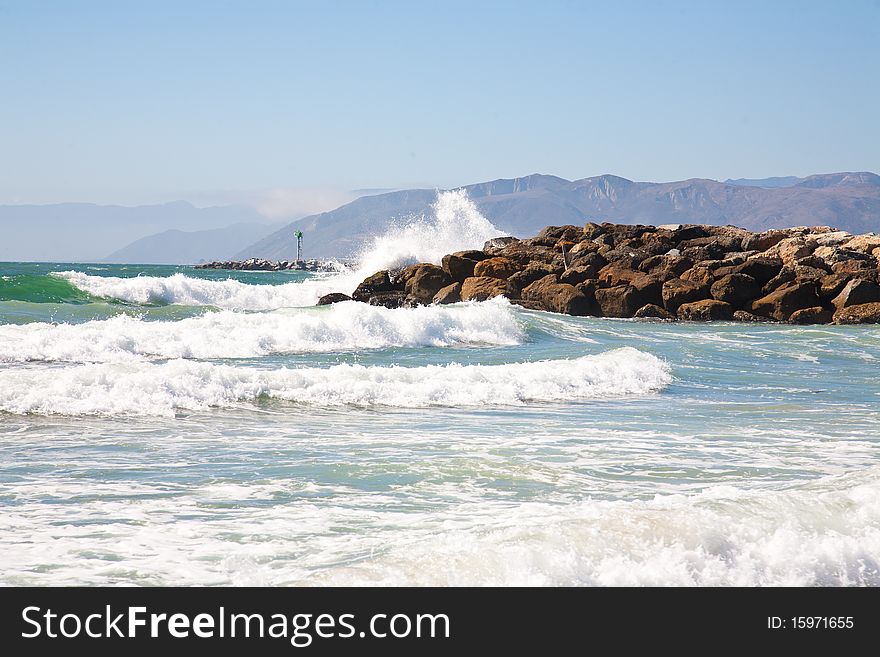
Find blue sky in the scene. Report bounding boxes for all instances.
[1,0,878,210]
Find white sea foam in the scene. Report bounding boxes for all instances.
[1,468,877,586]
[56,189,505,309]
[0,297,523,363]
[54,270,334,310]
[0,347,671,416]
[309,470,880,586]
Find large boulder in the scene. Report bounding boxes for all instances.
[662,278,710,313]
[742,229,795,252]
[843,234,880,254]
[461,276,507,301]
[831,278,880,309]
[521,275,595,316]
[733,310,771,322]
[639,254,694,281]
[677,299,734,321]
[352,270,400,302]
[724,256,782,286]
[560,265,599,286]
[403,264,453,304]
[368,291,407,308]
[473,257,520,280]
[441,253,479,281]
[505,265,558,298]
[833,302,880,324]
[789,306,833,324]
[750,281,820,321]
[432,282,462,305]
[634,304,675,320]
[317,293,352,305]
[818,273,851,301]
[710,273,759,309]
[767,236,818,265]
[594,285,643,317]
[483,236,519,252]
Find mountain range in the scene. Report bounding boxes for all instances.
[236,172,880,261]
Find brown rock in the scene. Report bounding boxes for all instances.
[789,306,833,324]
[662,278,710,312]
[771,236,819,265]
[534,225,584,244]
[677,299,734,321]
[818,273,851,301]
[729,256,782,285]
[742,229,795,252]
[582,222,605,240]
[668,225,711,243]
[639,254,693,278]
[710,273,759,309]
[568,240,598,257]
[441,254,479,281]
[679,263,716,286]
[843,234,880,253]
[750,281,820,321]
[483,236,519,252]
[733,310,771,322]
[432,282,461,305]
[508,299,546,311]
[761,267,797,295]
[634,304,675,320]
[495,243,560,267]
[521,275,596,316]
[795,255,831,272]
[404,264,453,304]
[560,265,598,286]
[352,270,400,302]
[473,256,520,280]
[833,302,880,324]
[831,278,880,309]
[368,291,407,308]
[461,276,507,301]
[832,260,878,278]
[595,285,643,318]
[317,293,352,305]
[505,265,558,298]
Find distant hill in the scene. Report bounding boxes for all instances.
[104,222,277,264]
[0,201,267,262]
[725,176,803,188]
[237,172,880,260]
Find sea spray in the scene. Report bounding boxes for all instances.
[0,347,671,416]
[55,190,504,308]
[353,188,504,275]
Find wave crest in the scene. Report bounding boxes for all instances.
[0,347,671,416]
[0,298,523,363]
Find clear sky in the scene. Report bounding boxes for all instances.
[1,0,878,209]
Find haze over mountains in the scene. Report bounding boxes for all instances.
[237,171,880,261]
[2,172,879,263]
[0,201,274,262]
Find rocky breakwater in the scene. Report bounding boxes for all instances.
[324,223,880,324]
[195,258,338,272]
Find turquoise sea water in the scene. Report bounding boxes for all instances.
[1,258,878,586]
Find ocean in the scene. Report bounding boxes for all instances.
[1,191,879,586]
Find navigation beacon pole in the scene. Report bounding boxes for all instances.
[294,230,303,262]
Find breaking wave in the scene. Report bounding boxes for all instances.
[53,189,505,309]
[0,347,671,416]
[0,298,523,363]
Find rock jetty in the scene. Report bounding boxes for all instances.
[195,258,338,272]
[330,222,880,324]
